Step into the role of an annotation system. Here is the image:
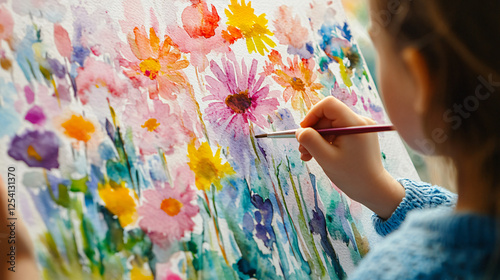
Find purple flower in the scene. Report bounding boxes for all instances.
[8,130,60,169]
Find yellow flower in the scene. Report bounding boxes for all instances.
[61,114,95,143]
[98,181,137,227]
[187,141,235,191]
[130,265,153,280]
[225,0,276,55]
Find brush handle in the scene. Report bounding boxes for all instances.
[317,124,396,136]
[259,124,395,139]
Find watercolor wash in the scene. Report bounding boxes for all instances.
[0,0,418,279]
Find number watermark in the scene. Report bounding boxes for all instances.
[6,166,16,272]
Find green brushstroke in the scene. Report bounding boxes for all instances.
[273,159,312,276]
[70,176,88,193]
[287,158,326,278]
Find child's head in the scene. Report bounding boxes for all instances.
[368,0,500,189]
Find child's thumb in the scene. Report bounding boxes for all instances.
[296,128,336,164]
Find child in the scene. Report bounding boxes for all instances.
[297,0,500,279]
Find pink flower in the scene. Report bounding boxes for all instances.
[137,182,199,248]
[273,5,309,49]
[331,82,358,111]
[203,54,279,138]
[123,95,194,155]
[0,6,14,43]
[75,58,129,105]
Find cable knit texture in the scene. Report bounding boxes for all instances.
[350,179,500,279]
[373,179,457,236]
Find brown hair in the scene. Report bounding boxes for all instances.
[372,0,500,203]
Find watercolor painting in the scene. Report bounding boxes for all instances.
[0,0,418,279]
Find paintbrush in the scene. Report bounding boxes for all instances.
[255,124,396,139]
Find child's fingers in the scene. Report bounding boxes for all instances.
[299,144,312,161]
[298,144,309,154]
[296,127,337,164]
[300,153,313,161]
[300,96,360,128]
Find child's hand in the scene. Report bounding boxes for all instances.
[296,97,405,219]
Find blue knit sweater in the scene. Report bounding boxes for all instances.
[350,179,500,279]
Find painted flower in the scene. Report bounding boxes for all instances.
[123,95,195,155]
[0,6,14,44]
[331,82,358,111]
[75,58,129,105]
[25,105,47,125]
[318,23,363,87]
[61,114,96,143]
[273,6,308,50]
[203,54,279,137]
[224,0,276,55]
[53,23,72,59]
[8,130,60,169]
[137,182,199,247]
[98,181,138,227]
[130,265,154,280]
[167,0,229,71]
[272,6,313,59]
[182,0,220,39]
[187,141,235,191]
[264,50,323,110]
[120,26,190,100]
[361,96,385,124]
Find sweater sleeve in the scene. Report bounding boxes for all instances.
[372,179,457,236]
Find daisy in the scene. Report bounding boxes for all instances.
[123,95,195,155]
[203,54,279,138]
[120,26,190,100]
[264,50,323,110]
[137,182,199,248]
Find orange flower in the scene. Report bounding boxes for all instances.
[265,50,323,110]
[61,114,95,142]
[121,26,190,100]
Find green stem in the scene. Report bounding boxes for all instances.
[287,158,326,277]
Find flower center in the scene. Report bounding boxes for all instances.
[199,161,218,182]
[160,198,183,216]
[27,145,42,161]
[141,118,161,132]
[225,90,252,114]
[139,58,161,80]
[290,77,306,91]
